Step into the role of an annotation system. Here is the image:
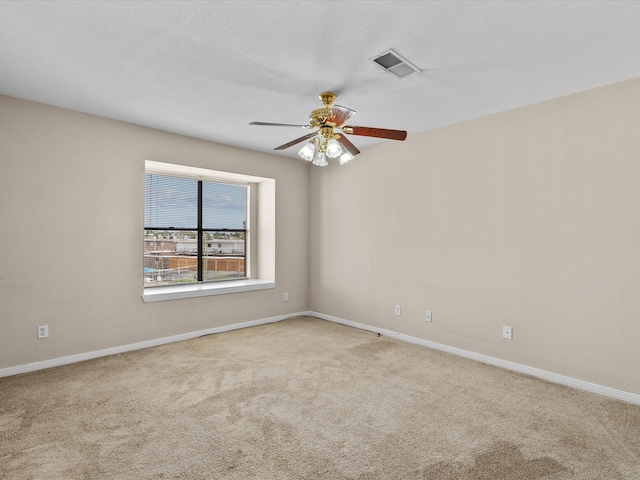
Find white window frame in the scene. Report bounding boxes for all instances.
[142,160,276,303]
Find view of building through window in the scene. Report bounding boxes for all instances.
[144,174,247,287]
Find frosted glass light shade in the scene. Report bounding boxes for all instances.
[312,151,328,167]
[298,142,315,161]
[325,139,342,158]
[339,151,354,165]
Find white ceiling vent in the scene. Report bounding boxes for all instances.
[371,49,421,78]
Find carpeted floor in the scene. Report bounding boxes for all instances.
[1,316,639,479]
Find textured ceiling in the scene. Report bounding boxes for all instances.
[2,1,640,160]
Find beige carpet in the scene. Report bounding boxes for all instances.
[1,316,639,479]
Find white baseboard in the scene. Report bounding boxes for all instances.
[309,311,640,406]
[0,312,308,378]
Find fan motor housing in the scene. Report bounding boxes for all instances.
[309,108,333,127]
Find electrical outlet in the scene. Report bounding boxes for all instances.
[395,305,401,316]
[38,325,49,339]
[283,292,288,302]
[425,310,432,322]
[503,326,512,340]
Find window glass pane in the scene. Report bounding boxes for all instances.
[144,230,198,286]
[202,181,246,230]
[144,174,198,229]
[203,231,246,281]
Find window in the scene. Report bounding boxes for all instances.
[144,174,247,287]
[142,161,276,303]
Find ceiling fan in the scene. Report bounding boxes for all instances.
[250,91,407,166]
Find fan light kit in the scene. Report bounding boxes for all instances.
[250,92,407,166]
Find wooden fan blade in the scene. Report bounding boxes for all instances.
[343,125,407,141]
[336,134,360,156]
[274,132,318,150]
[326,105,356,127]
[250,122,310,128]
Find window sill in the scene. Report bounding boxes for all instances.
[142,279,276,303]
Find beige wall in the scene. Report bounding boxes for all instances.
[0,95,309,368]
[309,78,640,395]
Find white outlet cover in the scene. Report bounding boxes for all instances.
[503,326,512,339]
[38,325,49,339]
[425,311,432,322]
